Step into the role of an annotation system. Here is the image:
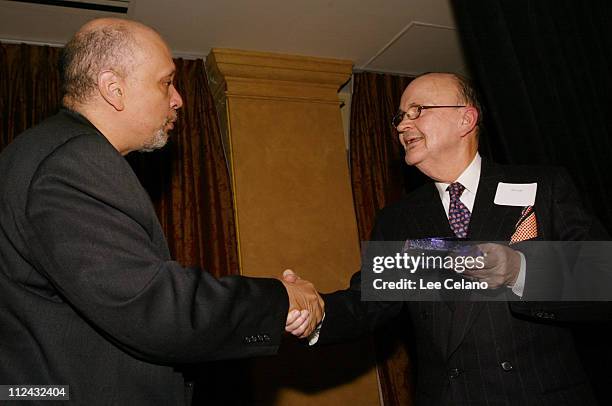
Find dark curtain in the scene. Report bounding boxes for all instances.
[0,43,62,149]
[349,71,416,405]
[453,0,612,232]
[0,42,238,277]
[350,72,415,238]
[452,1,612,403]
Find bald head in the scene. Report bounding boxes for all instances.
[60,18,163,107]
[410,73,482,133]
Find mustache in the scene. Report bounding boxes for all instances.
[400,128,423,136]
[165,112,179,125]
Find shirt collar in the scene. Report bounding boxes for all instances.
[434,152,482,196]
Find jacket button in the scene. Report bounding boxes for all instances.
[532,310,556,320]
[500,361,513,371]
[449,368,462,379]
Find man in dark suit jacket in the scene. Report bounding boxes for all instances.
[303,73,609,405]
[0,18,323,405]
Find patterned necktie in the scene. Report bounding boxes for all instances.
[448,182,471,238]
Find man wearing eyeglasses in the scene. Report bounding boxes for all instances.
[290,72,609,405]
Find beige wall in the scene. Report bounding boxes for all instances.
[207,49,381,405]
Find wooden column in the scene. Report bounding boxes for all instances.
[207,49,380,406]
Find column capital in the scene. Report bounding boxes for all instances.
[206,48,353,103]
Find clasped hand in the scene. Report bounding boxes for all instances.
[280,269,324,338]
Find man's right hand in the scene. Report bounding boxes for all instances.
[280,269,324,338]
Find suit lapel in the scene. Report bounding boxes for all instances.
[400,164,529,359]
[468,161,522,241]
[445,160,523,359]
[409,184,455,239]
[400,184,455,354]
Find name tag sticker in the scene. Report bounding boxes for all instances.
[494,182,537,206]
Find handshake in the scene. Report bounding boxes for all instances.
[279,269,324,339]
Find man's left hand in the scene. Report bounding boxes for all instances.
[463,243,521,289]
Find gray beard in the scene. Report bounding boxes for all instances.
[139,128,168,153]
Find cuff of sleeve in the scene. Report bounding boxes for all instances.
[308,313,325,346]
[509,251,526,297]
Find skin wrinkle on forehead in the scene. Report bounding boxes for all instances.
[405,77,463,107]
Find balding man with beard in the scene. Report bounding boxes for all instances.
[0,18,323,405]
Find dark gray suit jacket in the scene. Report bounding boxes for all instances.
[0,109,288,405]
[321,160,608,406]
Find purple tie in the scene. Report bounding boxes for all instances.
[448,182,471,238]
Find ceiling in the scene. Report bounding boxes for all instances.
[0,0,468,77]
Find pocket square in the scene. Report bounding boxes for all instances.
[510,206,538,244]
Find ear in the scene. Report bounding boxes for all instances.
[97,70,125,111]
[459,106,478,136]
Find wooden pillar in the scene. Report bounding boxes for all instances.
[206,49,380,406]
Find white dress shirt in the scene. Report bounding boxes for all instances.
[434,153,482,215]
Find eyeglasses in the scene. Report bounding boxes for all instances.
[391,105,466,128]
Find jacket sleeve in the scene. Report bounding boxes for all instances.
[510,167,612,321]
[23,134,289,363]
[318,209,404,345]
